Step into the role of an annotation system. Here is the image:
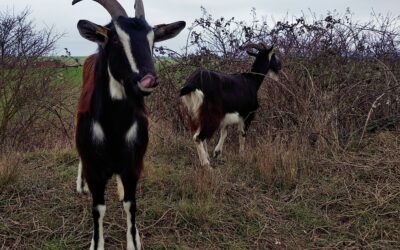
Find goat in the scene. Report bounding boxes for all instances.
[72,0,185,249]
[180,43,281,167]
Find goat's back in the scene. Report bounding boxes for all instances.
[180,69,259,114]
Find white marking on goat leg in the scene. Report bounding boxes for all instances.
[181,89,204,120]
[193,129,210,167]
[195,141,210,166]
[76,160,83,193]
[76,160,89,194]
[92,121,105,144]
[238,118,246,153]
[196,142,210,166]
[135,224,141,250]
[147,30,154,54]
[124,202,141,250]
[98,205,106,250]
[108,66,126,100]
[221,112,240,127]
[83,181,89,193]
[90,239,95,250]
[116,175,124,201]
[214,127,228,157]
[126,121,138,146]
[115,24,139,74]
[90,205,106,250]
[203,140,210,161]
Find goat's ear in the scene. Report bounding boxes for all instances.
[154,21,186,42]
[77,20,109,45]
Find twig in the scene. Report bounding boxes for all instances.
[358,93,385,145]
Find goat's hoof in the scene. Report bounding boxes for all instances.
[76,183,89,195]
[203,162,213,171]
[200,158,210,167]
[83,183,89,193]
[213,150,221,158]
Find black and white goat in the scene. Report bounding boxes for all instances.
[73,0,185,249]
[180,43,281,166]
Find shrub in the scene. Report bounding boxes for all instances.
[151,8,400,147]
[0,9,74,151]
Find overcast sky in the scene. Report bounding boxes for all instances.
[1,0,399,56]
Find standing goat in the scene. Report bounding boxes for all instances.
[180,43,281,167]
[73,0,185,249]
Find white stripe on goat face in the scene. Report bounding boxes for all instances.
[147,30,154,54]
[115,23,139,74]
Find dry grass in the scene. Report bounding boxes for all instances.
[0,155,21,192]
[1,122,399,249]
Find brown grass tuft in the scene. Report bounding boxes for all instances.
[250,137,312,189]
[0,154,21,191]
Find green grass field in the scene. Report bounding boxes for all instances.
[62,67,83,87]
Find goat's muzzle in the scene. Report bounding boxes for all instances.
[138,74,158,91]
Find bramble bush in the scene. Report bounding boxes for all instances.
[152,8,400,148]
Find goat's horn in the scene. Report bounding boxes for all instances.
[72,0,127,21]
[135,0,145,18]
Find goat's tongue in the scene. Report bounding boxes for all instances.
[139,74,157,89]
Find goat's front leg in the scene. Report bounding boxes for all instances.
[213,127,228,158]
[87,178,107,250]
[195,140,210,166]
[194,130,210,167]
[121,174,141,250]
[203,140,210,161]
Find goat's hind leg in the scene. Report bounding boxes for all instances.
[213,126,228,158]
[238,114,253,154]
[238,120,246,154]
[76,159,89,194]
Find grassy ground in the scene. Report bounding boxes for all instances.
[1,57,399,249]
[0,123,399,249]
